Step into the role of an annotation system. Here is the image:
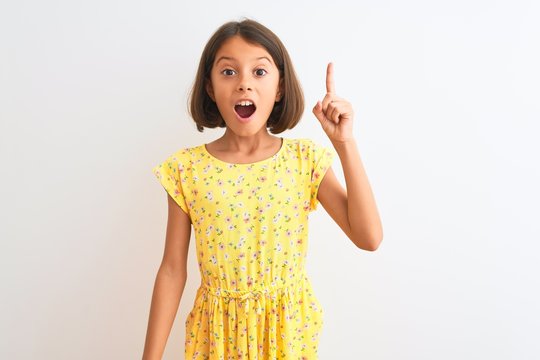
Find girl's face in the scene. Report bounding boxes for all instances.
[206,35,282,135]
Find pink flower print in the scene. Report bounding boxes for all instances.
[217,179,223,187]
[237,237,246,247]
[258,239,267,246]
[205,191,214,201]
[225,216,232,223]
[275,243,282,252]
[247,276,253,287]
[218,242,225,250]
[258,176,267,182]
[210,255,217,264]
[313,170,321,181]
[297,238,303,245]
[239,252,246,259]
[242,212,250,223]
[285,229,292,237]
[203,164,211,173]
[192,188,199,196]
[235,188,243,196]
[275,178,283,188]
[231,279,237,287]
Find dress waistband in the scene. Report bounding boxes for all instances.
[200,275,306,314]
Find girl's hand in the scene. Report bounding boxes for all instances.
[312,62,355,143]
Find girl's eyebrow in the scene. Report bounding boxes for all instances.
[215,56,272,65]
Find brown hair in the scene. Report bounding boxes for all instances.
[188,18,304,134]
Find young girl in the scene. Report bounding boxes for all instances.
[143,19,383,360]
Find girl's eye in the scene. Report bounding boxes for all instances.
[255,69,267,76]
[222,69,236,76]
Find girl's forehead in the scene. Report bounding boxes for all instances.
[213,36,276,66]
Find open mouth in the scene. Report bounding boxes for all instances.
[234,101,257,119]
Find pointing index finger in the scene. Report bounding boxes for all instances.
[326,62,335,94]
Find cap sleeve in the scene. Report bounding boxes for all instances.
[310,140,336,212]
[152,153,190,215]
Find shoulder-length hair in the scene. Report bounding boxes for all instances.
[188,19,304,134]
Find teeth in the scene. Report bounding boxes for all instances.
[236,101,253,106]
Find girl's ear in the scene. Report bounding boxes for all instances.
[275,79,283,102]
[206,80,215,101]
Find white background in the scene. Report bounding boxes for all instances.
[2,0,539,359]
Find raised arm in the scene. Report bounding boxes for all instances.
[312,63,383,251]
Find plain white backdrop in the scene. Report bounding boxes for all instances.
[2,0,539,359]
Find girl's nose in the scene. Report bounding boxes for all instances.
[237,74,252,91]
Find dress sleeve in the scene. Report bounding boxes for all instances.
[152,153,190,216]
[310,141,336,212]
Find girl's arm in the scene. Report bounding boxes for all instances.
[317,141,383,251]
[142,194,192,360]
[312,63,383,251]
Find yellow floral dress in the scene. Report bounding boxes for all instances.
[152,137,336,359]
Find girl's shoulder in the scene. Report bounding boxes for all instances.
[281,137,317,149]
[155,143,206,167]
[287,137,334,153]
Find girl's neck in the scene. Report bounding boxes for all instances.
[215,130,280,153]
[205,131,283,164]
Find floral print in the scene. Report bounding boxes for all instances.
[152,137,335,359]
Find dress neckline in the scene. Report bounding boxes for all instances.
[202,137,285,166]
